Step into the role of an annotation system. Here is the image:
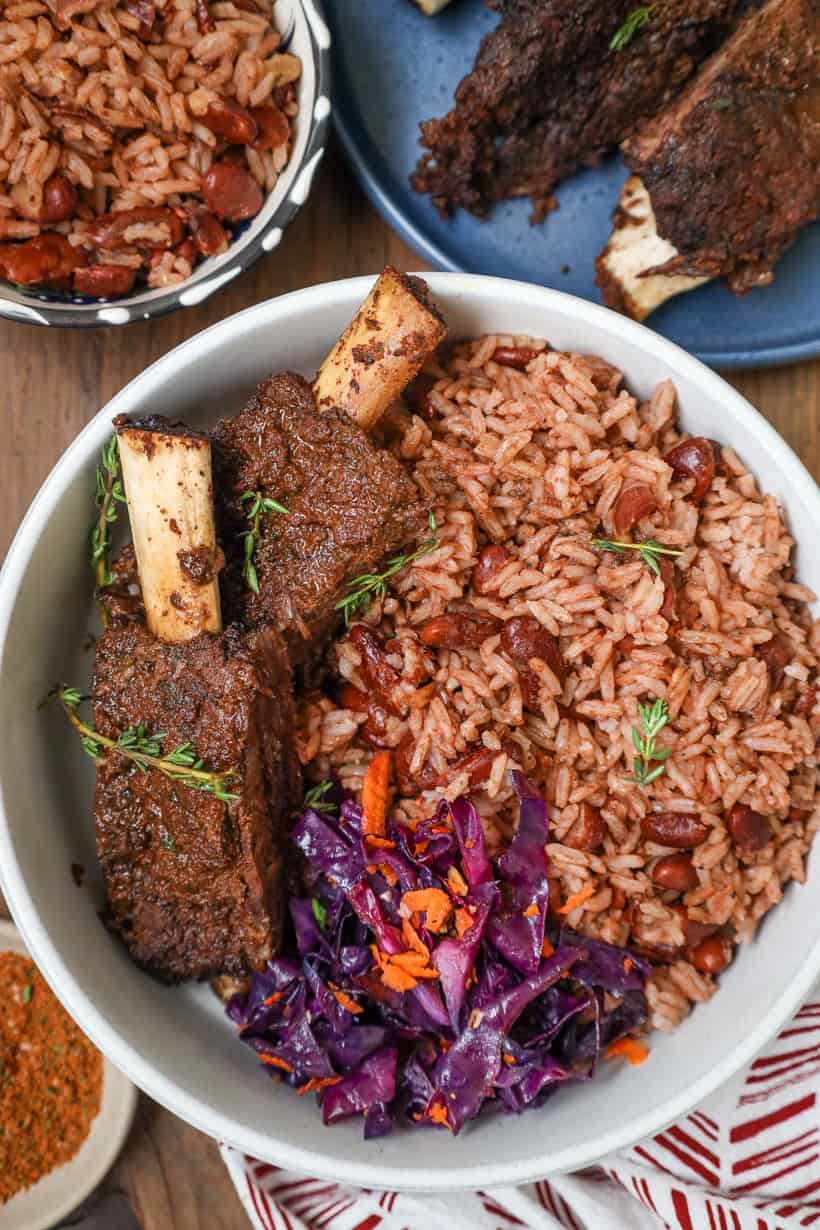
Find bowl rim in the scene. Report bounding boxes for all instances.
[2,273,820,1189]
[0,0,332,329]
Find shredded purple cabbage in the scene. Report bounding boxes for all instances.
[227,775,649,1136]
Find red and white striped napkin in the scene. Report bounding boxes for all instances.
[221,996,820,1230]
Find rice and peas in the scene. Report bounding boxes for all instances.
[297,336,820,1037]
[0,0,299,294]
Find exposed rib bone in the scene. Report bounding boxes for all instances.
[314,266,447,429]
[116,421,222,642]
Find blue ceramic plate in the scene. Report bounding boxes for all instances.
[326,0,820,370]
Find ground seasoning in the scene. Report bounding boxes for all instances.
[0,952,103,1204]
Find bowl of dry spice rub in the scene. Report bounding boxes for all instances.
[0,0,330,326]
[0,920,136,1229]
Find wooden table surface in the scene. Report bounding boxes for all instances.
[1,142,818,1229]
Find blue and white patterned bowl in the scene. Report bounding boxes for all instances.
[0,0,331,328]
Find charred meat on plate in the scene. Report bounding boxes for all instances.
[597,0,820,318]
[85,269,443,982]
[411,0,739,221]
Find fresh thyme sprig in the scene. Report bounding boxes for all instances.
[610,5,654,51]
[91,437,126,627]
[303,780,337,814]
[56,686,239,802]
[336,511,439,626]
[591,537,683,578]
[240,490,289,595]
[628,698,672,788]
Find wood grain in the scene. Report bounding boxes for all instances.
[0,142,817,1228]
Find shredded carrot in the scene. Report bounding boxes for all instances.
[296,1076,342,1095]
[439,1039,451,1054]
[454,907,475,940]
[361,751,392,838]
[401,888,452,933]
[259,1054,293,1073]
[447,866,469,896]
[414,838,430,854]
[623,957,633,973]
[380,963,419,992]
[556,885,596,916]
[402,917,429,957]
[465,838,475,849]
[541,938,555,958]
[365,835,396,850]
[332,989,363,1015]
[390,951,439,978]
[428,1101,452,1130]
[523,903,540,918]
[503,1053,516,1066]
[262,990,284,1006]
[606,1037,649,1066]
[430,822,452,834]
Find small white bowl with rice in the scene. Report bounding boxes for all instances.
[0,273,818,1189]
[0,0,330,327]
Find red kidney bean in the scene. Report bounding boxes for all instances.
[123,0,156,36]
[194,0,213,31]
[39,174,79,223]
[500,615,565,681]
[691,935,731,975]
[251,103,290,151]
[491,346,537,370]
[727,804,772,857]
[641,812,709,848]
[340,683,369,713]
[665,903,721,953]
[757,634,791,689]
[566,802,604,853]
[186,205,228,257]
[88,206,184,250]
[338,683,390,748]
[202,97,258,144]
[395,731,438,798]
[658,556,678,622]
[202,161,263,222]
[612,484,657,536]
[472,544,511,595]
[173,237,197,266]
[348,624,400,713]
[794,687,817,716]
[0,233,81,285]
[617,635,636,655]
[518,667,542,711]
[652,852,698,893]
[73,264,136,297]
[418,611,500,650]
[442,747,495,789]
[664,437,715,503]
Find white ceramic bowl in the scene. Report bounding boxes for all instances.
[0,921,137,1230]
[1,275,819,1192]
[0,0,330,328]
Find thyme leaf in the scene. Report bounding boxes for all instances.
[312,898,328,928]
[628,698,671,788]
[303,780,337,814]
[57,686,239,802]
[91,437,126,628]
[610,5,654,51]
[240,490,289,595]
[336,511,439,626]
[591,537,683,578]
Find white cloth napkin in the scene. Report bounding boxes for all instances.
[221,992,820,1230]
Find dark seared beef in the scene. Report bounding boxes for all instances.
[411,0,738,221]
[623,0,820,291]
[92,620,301,982]
[212,371,429,659]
